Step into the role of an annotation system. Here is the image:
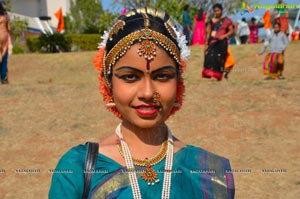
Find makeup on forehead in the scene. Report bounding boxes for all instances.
[114,65,177,74]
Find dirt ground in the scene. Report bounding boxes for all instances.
[0,42,300,199]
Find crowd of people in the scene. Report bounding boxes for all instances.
[2,1,299,85]
[181,0,299,81]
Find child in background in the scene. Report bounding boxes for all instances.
[257,23,289,80]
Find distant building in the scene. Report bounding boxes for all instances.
[4,0,70,33]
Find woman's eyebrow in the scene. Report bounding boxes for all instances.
[114,65,176,73]
[151,66,177,73]
[115,66,143,73]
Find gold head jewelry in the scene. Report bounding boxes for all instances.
[103,7,181,89]
[108,20,125,41]
[104,29,180,88]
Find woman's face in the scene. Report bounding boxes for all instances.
[213,7,222,18]
[111,43,178,129]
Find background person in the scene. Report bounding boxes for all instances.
[202,3,233,81]
[182,4,192,45]
[257,23,289,80]
[192,8,206,45]
[274,0,289,35]
[291,26,299,41]
[0,3,10,84]
[238,18,250,44]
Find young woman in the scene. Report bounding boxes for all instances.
[49,7,235,199]
[202,3,233,81]
[248,17,261,44]
[192,8,206,45]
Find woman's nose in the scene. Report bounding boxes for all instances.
[137,77,155,101]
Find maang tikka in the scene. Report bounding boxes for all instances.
[138,14,157,73]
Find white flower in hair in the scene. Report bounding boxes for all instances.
[98,31,109,49]
[172,26,191,61]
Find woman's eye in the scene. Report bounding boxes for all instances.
[119,74,140,82]
[154,73,176,81]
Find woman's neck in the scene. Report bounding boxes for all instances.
[120,120,168,147]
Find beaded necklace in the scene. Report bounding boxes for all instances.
[115,124,173,199]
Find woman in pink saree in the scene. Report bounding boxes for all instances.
[192,8,206,45]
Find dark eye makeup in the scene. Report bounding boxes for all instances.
[114,65,177,83]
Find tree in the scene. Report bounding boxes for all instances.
[10,16,28,42]
[112,0,186,22]
[98,11,119,34]
[67,0,103,33]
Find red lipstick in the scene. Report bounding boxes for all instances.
[134,104,159,117]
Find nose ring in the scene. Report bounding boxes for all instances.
[153,91,161,106]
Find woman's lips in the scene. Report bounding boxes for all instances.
[133,104,159,117]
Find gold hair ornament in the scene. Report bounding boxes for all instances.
[108,20,125,41]
[98,7,190,90]
[103,29,181,88]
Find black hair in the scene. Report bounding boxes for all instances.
[183,4,190,11]
[274,22,281,27]
[242,18,246,22]
[197,8,203,21]
[0,2,7,15]
[251,17,256,22]
[212,3,223,11]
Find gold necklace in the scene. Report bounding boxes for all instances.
[117,140,168,186]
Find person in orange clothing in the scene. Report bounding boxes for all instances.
[291,27,299,41]
[224,48,235,80]
[274,0,289,35]
[263,10,272,44]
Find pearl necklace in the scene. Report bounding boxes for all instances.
[115,123,174,199]
[118,139,168,186]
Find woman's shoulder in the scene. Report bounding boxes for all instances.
[178,145,231,165]
[55,144,88,167]
[224,17,233,25]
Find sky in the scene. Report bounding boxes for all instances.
[102,0,122,12]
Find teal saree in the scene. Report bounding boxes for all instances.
[49,144,234,199]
